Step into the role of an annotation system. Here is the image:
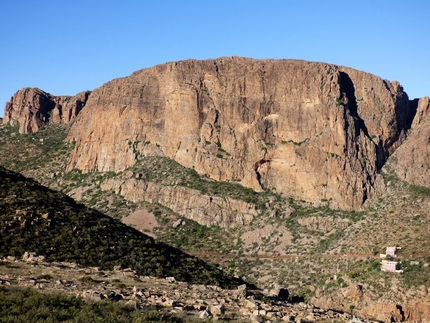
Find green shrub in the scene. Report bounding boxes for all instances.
[0,286,187,322]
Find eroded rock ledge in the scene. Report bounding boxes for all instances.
[101,175,259,228]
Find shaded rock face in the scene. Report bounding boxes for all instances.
[3,87,90,133]
[389,96,430,186]
[66,57,415,210]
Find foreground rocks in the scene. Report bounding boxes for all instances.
[0,256,368,322]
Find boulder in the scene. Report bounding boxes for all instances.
[210,304,225,316]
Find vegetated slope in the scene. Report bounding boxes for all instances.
[0,287,148,323]
[0,166,240,288]
[1,99,430,322]
[0,124,71,178]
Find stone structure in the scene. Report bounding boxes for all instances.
[385,247,398,258]
[381,260,402,273]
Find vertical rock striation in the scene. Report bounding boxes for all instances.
[64,57,415,210]
[388,96,430,186]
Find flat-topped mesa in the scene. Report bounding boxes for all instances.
[2,87,91,133]
[65,57,416,210]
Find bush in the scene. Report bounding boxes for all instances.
[0,286,187,322]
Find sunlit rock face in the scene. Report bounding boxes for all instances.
[388,96,430,187]
[4,57,417,210]
[3,87,90,133]
[65,57,414,210]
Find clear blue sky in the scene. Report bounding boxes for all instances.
[1,1,429,117]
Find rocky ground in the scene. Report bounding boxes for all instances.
[0,254,374,323]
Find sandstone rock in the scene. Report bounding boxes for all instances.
[3,88,90,134]
[65,57,415,210]
[239,307,252,316]
[165,276,176,283]
[172,219,182,228]
[358,303,403,322]
[411,96,430,128]
[244,299,260,310]
[100,177,258,227]
[81,291,92,299]
[250,313,262,322]
[343,284,363,302]
[22,251,46,262]
[124,299,138,309]
[294,312,305,322]
[270,284,289,301]
[199,310,211,319]
[237,283,248,297]
[305,312,317,322]
[402,301,430,322]
[210,304,225,316]
[81,290,104,301]
[389,96,430,187]
[348,317,365,323]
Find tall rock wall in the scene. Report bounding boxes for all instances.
[66,57,414,210]
[100,174,259,228]
[389,96,430,186]
[2,87,90,133]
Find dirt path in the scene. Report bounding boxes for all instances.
[184,250,428,260]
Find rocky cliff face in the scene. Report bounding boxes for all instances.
[64,57,415,210]
[388,96,430,186]
[312,282,430,322]
[100,171,259,228]
[3,87,90,133]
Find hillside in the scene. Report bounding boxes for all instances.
[2,57,430,322]
[1,119,430,322]
[0,164,240,288]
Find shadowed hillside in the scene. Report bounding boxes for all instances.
[0,165,240,289]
